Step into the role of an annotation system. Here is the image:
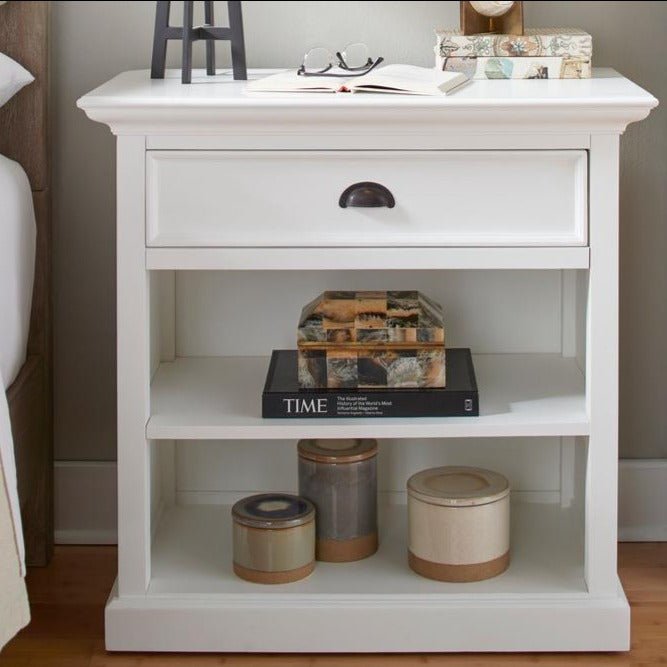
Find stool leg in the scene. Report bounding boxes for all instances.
[150,1,171,79]
[181,0,194,84]
[228,0,247,80]
[204,0,216,76]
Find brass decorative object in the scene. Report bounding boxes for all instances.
[460,1,524,36]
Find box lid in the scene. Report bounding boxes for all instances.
[298,438,378,464]
[232,493,315,530]
[407,466,510,507]
[298,290,445,349]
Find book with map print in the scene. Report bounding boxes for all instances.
[435,28,592,59]
[439,55,591,79]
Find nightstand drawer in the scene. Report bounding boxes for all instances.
[146,150,587,247]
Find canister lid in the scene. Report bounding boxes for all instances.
[407,466,510,507]
[297,438,378,464]
[232,493,315,530]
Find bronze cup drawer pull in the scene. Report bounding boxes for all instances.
[339,182,395,208]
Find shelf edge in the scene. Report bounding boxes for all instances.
[146,247,591,271]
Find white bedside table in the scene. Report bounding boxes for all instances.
[78,68,657,653]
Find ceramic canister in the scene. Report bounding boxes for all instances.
[298,438,378,562]
[231,493,315,584]
[407,466,510,582]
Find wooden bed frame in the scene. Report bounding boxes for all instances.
[0,1,52,566]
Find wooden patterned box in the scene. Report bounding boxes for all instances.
[297,291,446,389]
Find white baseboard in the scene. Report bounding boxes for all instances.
[53,458,667,545]
[618,459,667,541]
[54,461,117,544]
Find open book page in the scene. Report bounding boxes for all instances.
[347,64,468,95]
[246,65,469,95]
[246,70,344,93]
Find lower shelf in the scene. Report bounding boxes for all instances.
[149,501,584,598]
[105,501,630,652]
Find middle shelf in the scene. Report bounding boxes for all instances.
[147,353,587,440]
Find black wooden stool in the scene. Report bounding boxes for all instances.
[151,1,247,83]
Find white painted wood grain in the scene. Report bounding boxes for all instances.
[76,65,658,652]
[174,270,564,356]
[584,134,621,597]
[77,68,656,137]
[116,135,151,595]
[149,501,584,597]
[102,501,629,652]
[146,133,591,151]
[148,354,587,440]
[147,246,590,271]
[146,150,587,248]
[105,587,630,652]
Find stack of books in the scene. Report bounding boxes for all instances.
[435,28,592,80]
[262,290,479,419]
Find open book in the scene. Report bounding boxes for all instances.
[246,64,469,96]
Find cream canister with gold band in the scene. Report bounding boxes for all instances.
[232,494,315,584]
[407,466,510,582]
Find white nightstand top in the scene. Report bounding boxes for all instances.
[78,68,657,136]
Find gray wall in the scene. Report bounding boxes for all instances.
[52,1,666,461]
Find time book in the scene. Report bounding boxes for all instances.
[262,348,479,419]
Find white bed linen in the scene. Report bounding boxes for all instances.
[0,154,35,577]
[0,372,29,647]
[0,153,36,389]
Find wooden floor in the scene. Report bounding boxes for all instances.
[1,544,666,665]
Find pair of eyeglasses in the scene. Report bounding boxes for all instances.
[297,42,383,77]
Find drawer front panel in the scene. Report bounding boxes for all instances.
[146,150,587,247]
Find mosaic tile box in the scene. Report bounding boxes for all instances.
[297,290,446,390]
